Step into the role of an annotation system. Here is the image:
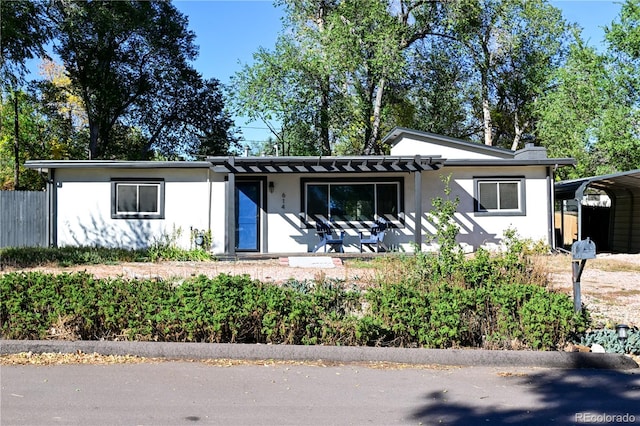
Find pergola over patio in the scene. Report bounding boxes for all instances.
[207,155,445,254]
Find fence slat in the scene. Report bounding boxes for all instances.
[0,191,48,248]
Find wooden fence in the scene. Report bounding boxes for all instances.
[0,190,48,248]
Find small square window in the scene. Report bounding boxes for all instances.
[111,179,164,219]
[475,178,525,216]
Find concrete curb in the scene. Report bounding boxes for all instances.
[1,340,638,370]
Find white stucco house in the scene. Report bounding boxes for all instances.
[25,127,574,255]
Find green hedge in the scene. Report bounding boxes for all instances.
[0,269,589,350]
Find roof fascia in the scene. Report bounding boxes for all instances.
[24,160,213,172]
[444,158,576,167]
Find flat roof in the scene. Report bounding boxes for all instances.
[25,160,213,172]
[25,154,574,175]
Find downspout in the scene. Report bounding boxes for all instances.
[48,169,57,247]
[626,187,634,252]
[561,200,566,249]
[546,166,554,249]
[225,158,236,256]
[207,167,212,244]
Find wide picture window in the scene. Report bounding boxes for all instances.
[304,180,401,223]
[475,178,525,216]
[111,179,164,219]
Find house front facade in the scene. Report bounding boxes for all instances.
[26,128,574,255]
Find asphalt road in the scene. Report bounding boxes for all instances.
[2,362,639,425]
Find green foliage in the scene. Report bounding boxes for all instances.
[0,272,363,344]
[1,244,590,350]
[448,0,571,149]
[0,243,215,269]
[0,246,146,268]
[1,0,51,83]
[190,228,212,252]
[580,328,640,355]
[0,88,78,190]
[426,174,462,276]
[46,0,236,160]
[146,227,214,262]
[361,255,589,350]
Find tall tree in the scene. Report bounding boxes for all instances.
[444,0,569,148]
[0,88,59,190]
[393,36,478,139]
[603,0,640,171]
[133,67,237,159]
[534,39,621,179]
[535,0,640,179]
[234,0,444,155]
[36,59,89,158]
[232,0,340,155]
[325,0,406,154]
[0,0,52,83]
[48,0,236,160]
[231,37,334,156]
[1,0,52,188]
[48,0,191,159]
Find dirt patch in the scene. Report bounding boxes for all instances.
[6,253,640,328]
[537,253,640,328]
[6,258,378,286]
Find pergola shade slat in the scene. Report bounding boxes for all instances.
[207,155,444,174]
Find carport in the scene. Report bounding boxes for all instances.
[555,169,640,253]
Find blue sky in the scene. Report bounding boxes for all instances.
[26,1,624,146]
[172,0,624,145]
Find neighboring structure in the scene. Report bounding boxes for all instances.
[555,169,640,253]
[25,128,574,255]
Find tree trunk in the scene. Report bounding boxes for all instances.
[481,78,493,146]
[88,123,99,159]
[13,91,20,190]
[511,112,523,151]
[364,77,385,155]
[320,76,331,155]
[480,28,493,147]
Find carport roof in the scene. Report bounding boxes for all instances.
[555,169,640,200]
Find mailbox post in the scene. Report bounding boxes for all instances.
[571,237,596,313]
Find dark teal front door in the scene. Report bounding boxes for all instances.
[235,181,262,251]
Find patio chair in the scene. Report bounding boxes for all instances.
[313,220,345,253]
[359,218,388,253]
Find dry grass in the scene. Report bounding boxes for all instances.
[0,351,459,369]
[0,351,159,365]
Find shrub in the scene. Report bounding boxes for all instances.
[1,221,590,350]
[579,328,640,355]
[0,241,213,269]
[0,266,588,350]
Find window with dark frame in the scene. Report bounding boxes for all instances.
[474,178,525,216]
[111,179,165,219]
[304,180,401,223]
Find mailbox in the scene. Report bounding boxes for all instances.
[571,238,596,260]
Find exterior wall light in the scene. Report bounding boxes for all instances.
[268,181,275,193]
